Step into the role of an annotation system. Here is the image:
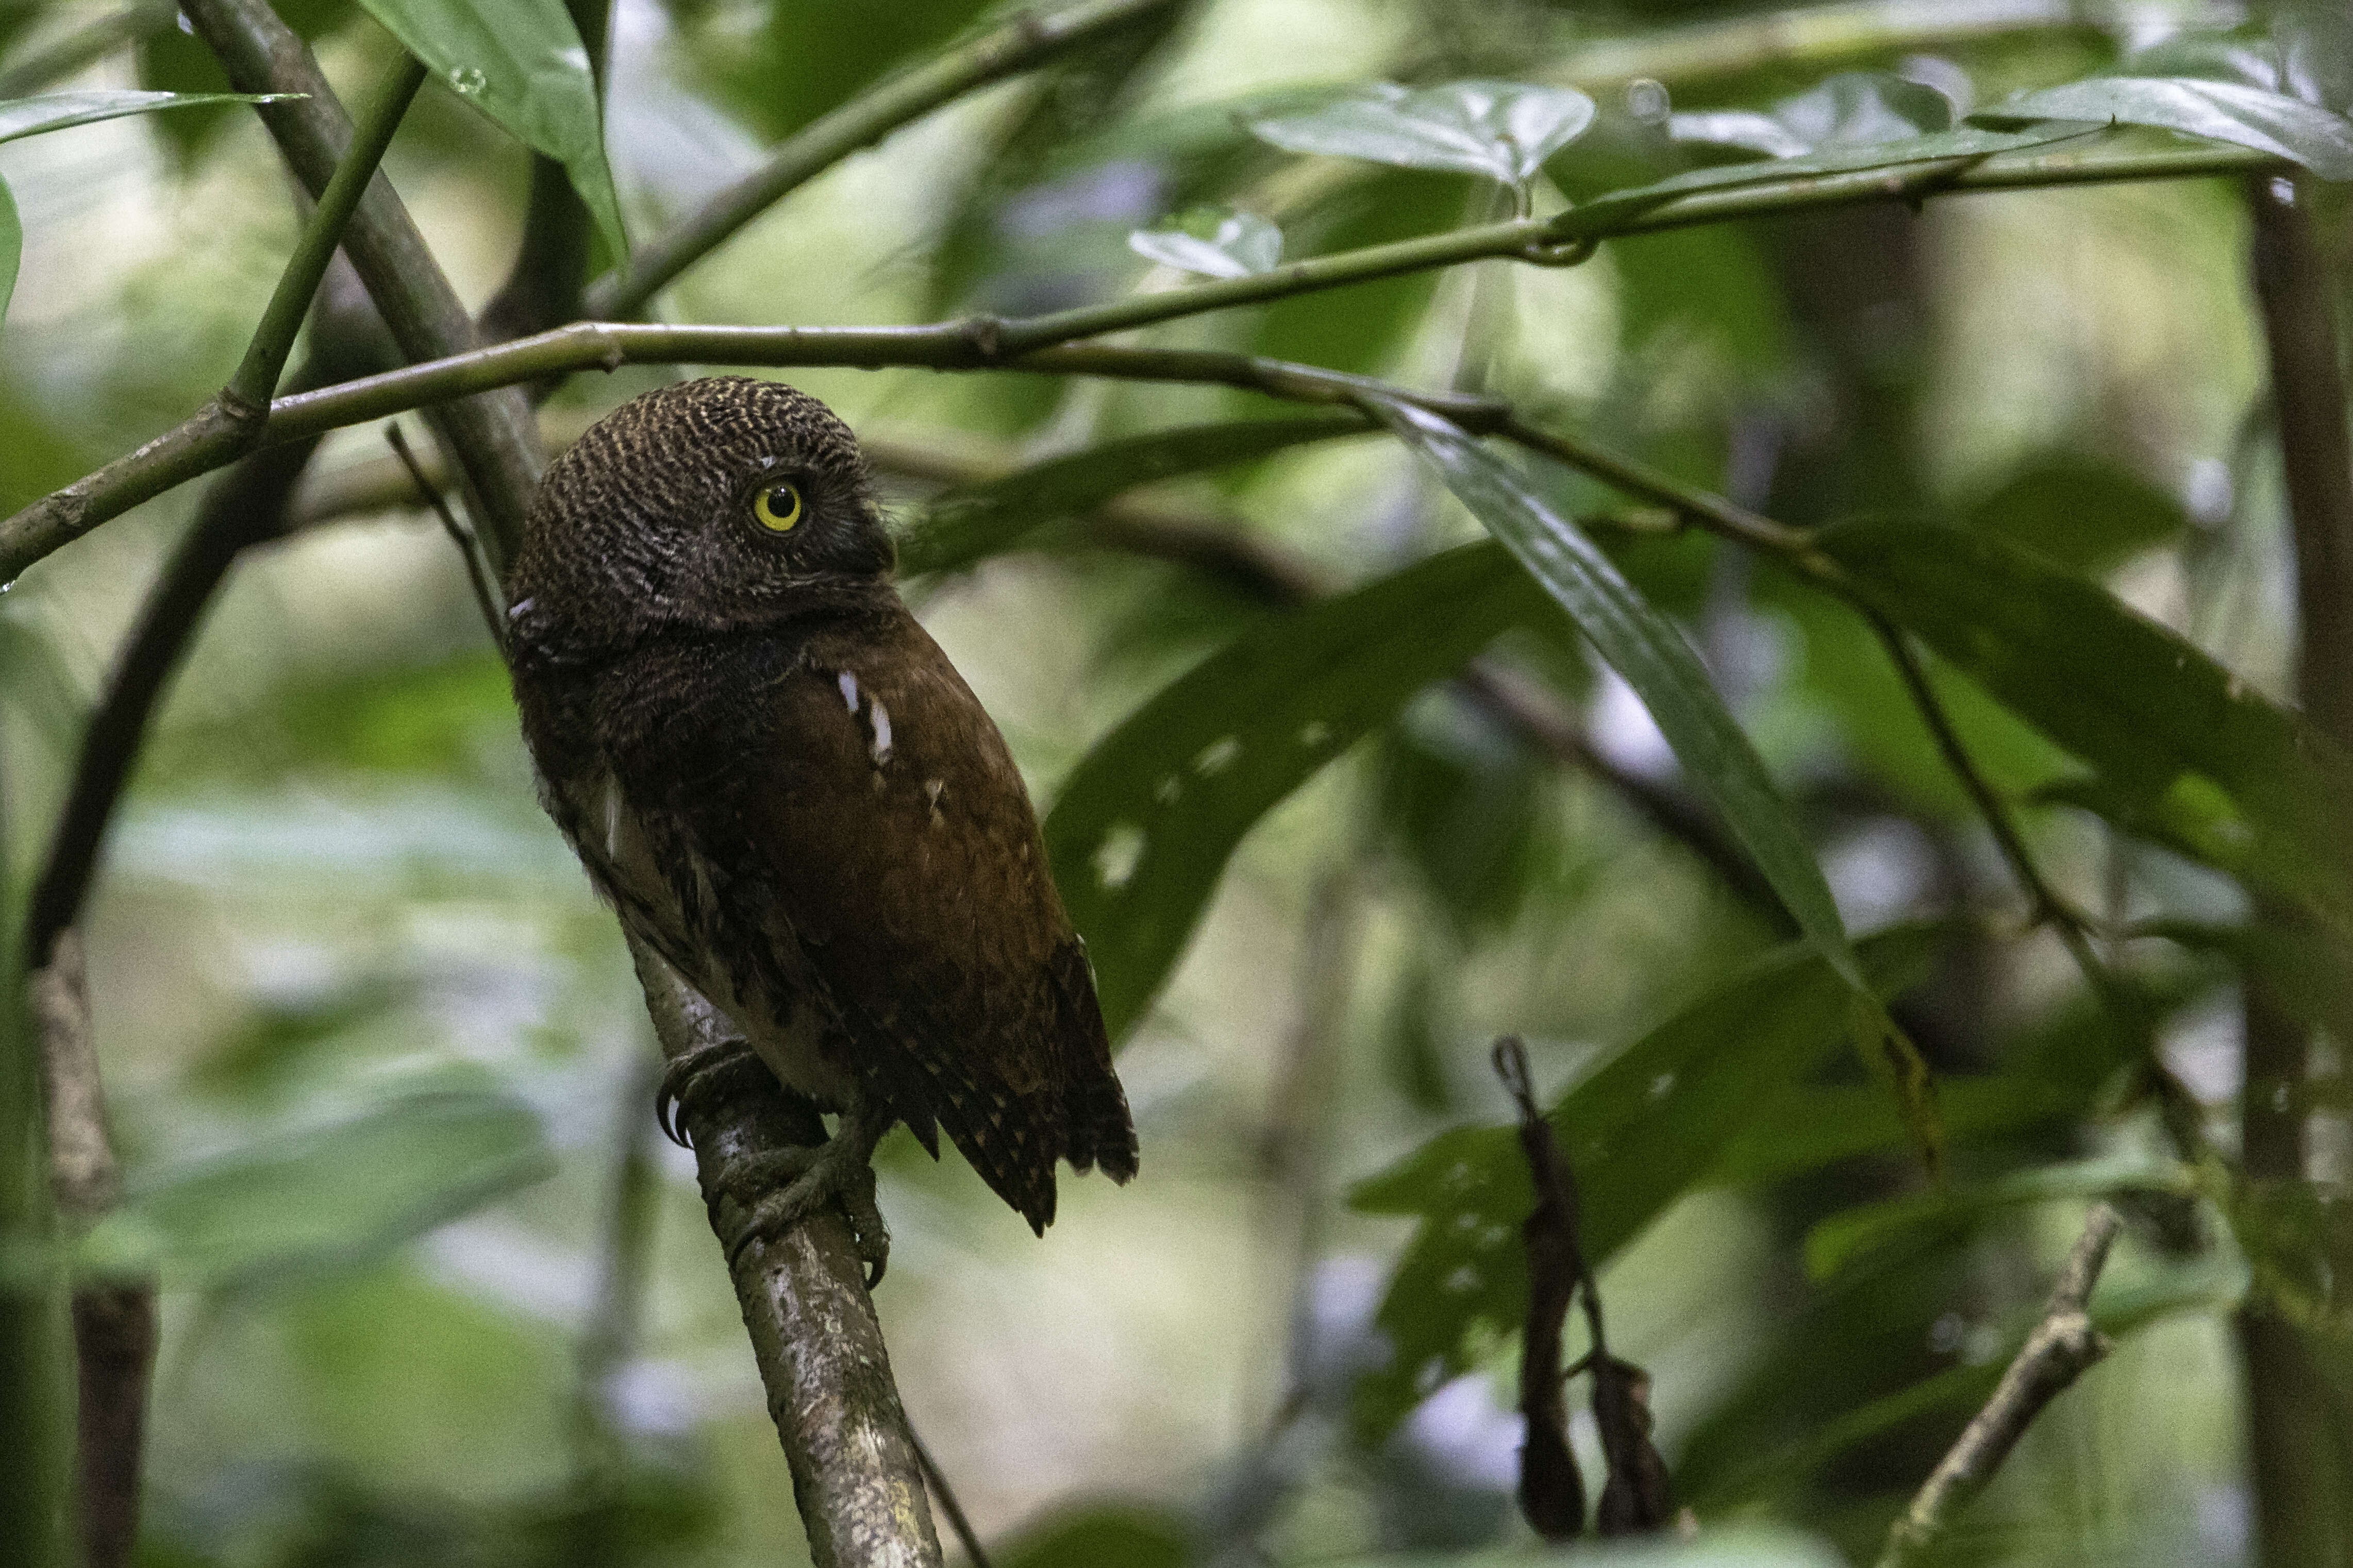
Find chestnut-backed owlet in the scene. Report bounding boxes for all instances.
[505,377,1138,1271]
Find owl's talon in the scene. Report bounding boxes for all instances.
[655,1039,766,1149]
[713,1108,891,1284]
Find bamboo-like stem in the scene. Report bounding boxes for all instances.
[1875,1204,2123,1567]
[587,0,1181,320]
[220,54,425,415]
[0,139,2281,585]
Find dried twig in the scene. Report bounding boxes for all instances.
[1875,1202,2124,1568]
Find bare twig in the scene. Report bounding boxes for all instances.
[909,1424,994,1568]
[1875,1202,2124,1568]
[383,421,506,649]
[628,942,942,1568]
[31,932,156,1568]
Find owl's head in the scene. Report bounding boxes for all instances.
[506,377,895,661]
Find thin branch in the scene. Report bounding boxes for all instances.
[587,0,1181,320]
[0,139,2277,585]
[181,0,544,564]
[221,54,426,415]
[383,421,505,649]
[909,1425,994,1568]
[1875,1202,2124,1568]
[628,941,942,1568]
[30,932,156,1568]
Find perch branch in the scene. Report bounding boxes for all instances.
[1875,1202,2124,1568]
[628,941,942,1568]
[0,139,2280,584]
[587,0,1182,320]
[30,932,155,1568]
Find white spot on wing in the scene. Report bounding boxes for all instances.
[869,699,893,765]
[837,671,859,712]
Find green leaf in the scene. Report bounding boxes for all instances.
[1247,78,1596,188]
[0,89,299,145]
[1963,451,2189,573]
[1375,398,1860,992]
[0,176,15,330]
[82,1089,553,1288]
[1981,76,2353,178]
[896,414,1366,578]
[353,0,627,260]
[1570,124,2090,229]
[1347,924,1943,1442]
[1820,518,2353,926]
[1127,208,1282,278]
[1803,1154,2188,1282]
[1044,543,1544,1038]
[1671,70,1954,156]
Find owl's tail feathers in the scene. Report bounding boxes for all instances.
[1052,940,1140,1186]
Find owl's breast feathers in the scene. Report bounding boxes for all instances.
[515,602,1136,1233]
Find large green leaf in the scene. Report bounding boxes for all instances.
[1803,1153,2188,1282]
[1347,924,1943,1442]
[1820,518,2353,925]
[1982,75,2353,178]
[1671,70,1954,157]
[1044,543,1544,1038]
[81,1089,553,1288]
[1127,208,1282,278]
[0,89,296,145]
[354,0,626,260]
[678,0,997,144]
[896,413,1367,578]
[1247,79,1596,190]
[1376,398,1859,990]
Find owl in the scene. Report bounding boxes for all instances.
[504,376,1137,1275]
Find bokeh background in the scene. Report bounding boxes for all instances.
[0,1,2339,1564]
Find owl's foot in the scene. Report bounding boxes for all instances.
[654,1037,770,1148]
[712,1104,892,1287]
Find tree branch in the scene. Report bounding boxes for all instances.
[30,932,155,1568]
[1875,1202,2123,1568]
[179,0,544,564]
[587,0,1182,320]
[0,138,2277,584]
[628,942,942,1568]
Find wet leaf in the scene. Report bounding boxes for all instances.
[1045,543,1545,1039]
[354,0,627,259]
[1981,75,2353,178]
[1347,924,1943,1441]
[1376,398,1859,992]
[82,1089,553,1288]
[0,89,298,145]
[1127,207,1282,277]
[1248,78,1596,189]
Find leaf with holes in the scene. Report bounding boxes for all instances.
[354,0,627,259]
[1375,397,1860,992]
[1128,208,1283,278]
[0,89,298,145]
[896,413,1366,578]
[1045,542,1545,1038]
[1347,924,1943,1442]
[79,1089,553,1288]
[1248,78,1595,188]
[1980,75,2353,178]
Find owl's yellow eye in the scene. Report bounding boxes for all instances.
[753,481,803,532]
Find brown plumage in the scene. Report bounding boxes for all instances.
[505,376,1137,1236]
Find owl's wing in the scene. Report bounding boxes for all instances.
[608,615,1134,1233]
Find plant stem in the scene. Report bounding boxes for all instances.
[1875,1203,2123,1568]
[0,138,2277,585]
[628,942,942,1568]
[221,54,425,415]
[1554,0,2104,91]
[586,0,1180,319]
